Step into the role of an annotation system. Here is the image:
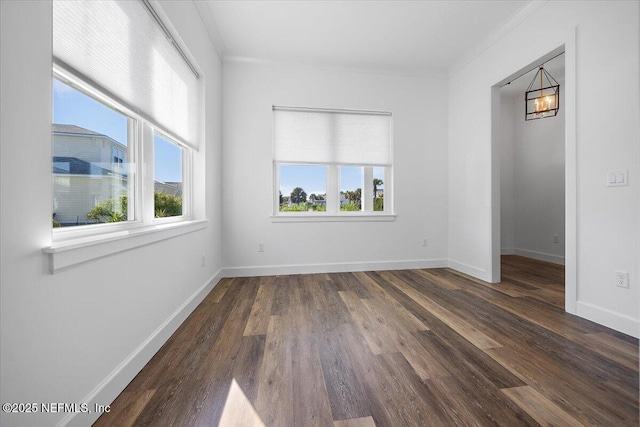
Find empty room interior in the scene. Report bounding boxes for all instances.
[1,1,639,426]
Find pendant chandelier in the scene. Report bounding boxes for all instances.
[525,66,559,121]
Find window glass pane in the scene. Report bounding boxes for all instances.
[154,134,183,218]
[340,166,362,211]
[279,165,326,212]
[373,166,385,212]
[52,77,130,227]
[340,166,386,212]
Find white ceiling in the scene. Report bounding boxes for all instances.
[198,0,530,76]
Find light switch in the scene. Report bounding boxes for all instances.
[607,170,628,187]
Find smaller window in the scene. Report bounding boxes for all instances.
[154,133,183,218]
[273,106,392,218]
[112,147,124,164]
[278,164,327,212]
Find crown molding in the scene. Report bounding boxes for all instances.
[222,55,448,80]
[193,0,227,61]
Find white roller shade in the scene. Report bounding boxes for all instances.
[53,0,200,149]
[274,107,391,166]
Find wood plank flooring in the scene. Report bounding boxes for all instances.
[95,256,639,426]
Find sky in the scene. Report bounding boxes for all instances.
[53,78,182,182]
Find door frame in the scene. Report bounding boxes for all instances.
[490,27,577,315]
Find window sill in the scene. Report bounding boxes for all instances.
[43,219,207,273]
[270,214,396,223]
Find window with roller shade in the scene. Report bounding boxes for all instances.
[273,107,392,215]
[52,0,198,233]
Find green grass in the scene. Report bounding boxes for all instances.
[280,204,326,212]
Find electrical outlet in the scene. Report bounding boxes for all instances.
[615,270,629,288]
[201,254,206,267]
[423,238,429,247]
[553,235,559,244]
[258,243,264,252]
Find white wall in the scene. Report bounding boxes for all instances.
[501,95,566,265]
[0,2,223,426]
[449,1,639,336]
[500,99,516,252]
[222,62,448,275]
[514,97,566,263]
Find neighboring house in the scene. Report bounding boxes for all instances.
[52,124,127,226]
[307,194,326,206]
[154,180,182,196]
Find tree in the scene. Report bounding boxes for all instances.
[341,202,360,211]
[373,178,383,198]
[154,192,182,217]
[342,188,362,210]
[88,195,128,223]
[87,192,182,222]
[374,193,384,211]
[279,190,283,205]
[290,187,307,204]
[346,188,361,205]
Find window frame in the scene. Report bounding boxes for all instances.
[272,107,395,221]
[52,68,141,236]
[151,130,192,223]
[51,65,194,243]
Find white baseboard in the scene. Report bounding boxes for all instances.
[59,269,225,427]
[223,258,449,277]
[512,248,565,265]
[447,259,488,282]
[576,301,639,338]
[501,247,515,255]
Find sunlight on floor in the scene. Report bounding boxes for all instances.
[218,379,266,427]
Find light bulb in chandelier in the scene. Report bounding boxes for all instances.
[525,66,560,121]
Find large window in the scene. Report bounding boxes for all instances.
[273,107,392,216]
[52,71,192,230]
[52,0,199,236]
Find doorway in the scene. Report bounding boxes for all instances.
[490,35,577,314]
[499,53,565,306]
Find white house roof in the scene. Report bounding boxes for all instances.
[53,124,105,137]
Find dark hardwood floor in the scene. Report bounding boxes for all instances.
[95,256,639,426]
